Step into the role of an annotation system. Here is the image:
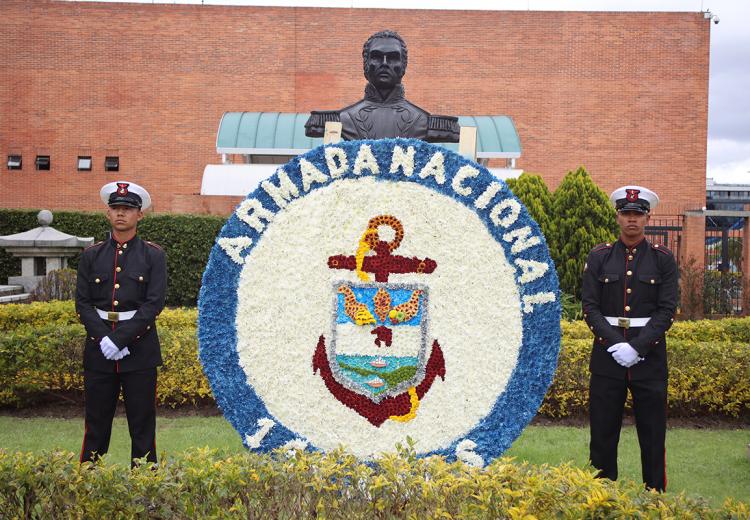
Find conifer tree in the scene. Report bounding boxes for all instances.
[506,173,554,241]
[551,167,617,297]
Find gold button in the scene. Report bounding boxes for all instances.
[625,305,631,312]
[606,243,611,247]
[651,279,655,284]
[95,278,100,283]
[147,325,151,330]
[598,337,603,341]
[123,243,128,249]
[583,313,588,318]
[654,244,659,248]
[118,250,123,255]
[628,255,633,261]
[632,248,637,253]
[116,266,121,272]
[604,278,609,283]
[114,283,120,289]
[90,336,95,340]
[117,243,121,248]
[138,276,144,282]
[114,300,119,306]
[627,270,632,276]
[627,288,632,294]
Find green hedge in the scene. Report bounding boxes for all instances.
[0,209,225,306]
[2,302,750,419]
[0,303,208,407]
[1,448,746,518]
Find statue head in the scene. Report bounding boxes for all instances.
[362,30,408,91]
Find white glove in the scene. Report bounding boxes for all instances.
[113,347,131,361]
[607,342,643,368]
[99,336,120,360]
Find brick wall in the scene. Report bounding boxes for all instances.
[0,1,709,217]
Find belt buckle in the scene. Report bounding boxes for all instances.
[107,311,119,322]
[618,317,630,328]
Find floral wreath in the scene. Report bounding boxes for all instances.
[198,138,560,465]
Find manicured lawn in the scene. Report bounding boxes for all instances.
[507,424,750,508]
[1,415,747,508]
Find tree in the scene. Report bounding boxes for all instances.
[505,172,554,241]
[550,167,617,298]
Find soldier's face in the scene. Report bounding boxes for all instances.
[365,37,404,90]
[107,205,143,233]
[616,210,649,240]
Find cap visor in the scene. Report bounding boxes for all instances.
[108,199,141,209]
[617,204,648,214]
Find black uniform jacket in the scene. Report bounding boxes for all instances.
[75,235,167,373]
[581,238,678,380]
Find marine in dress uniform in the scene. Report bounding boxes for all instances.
[581,186,678,492]
[76,181,167,466]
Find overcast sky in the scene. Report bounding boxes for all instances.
[74,0,750,185]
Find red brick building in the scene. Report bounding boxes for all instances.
[1,1,709,222]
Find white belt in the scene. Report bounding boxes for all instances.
[604,316,650,328]
[96,308,137,322]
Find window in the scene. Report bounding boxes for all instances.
[35,155,50,171]
[7,155,22,170]
[34,257,46,276]
[104,156,119,172]
[77,156,92,171]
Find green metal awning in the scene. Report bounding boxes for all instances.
[216,112,521,159]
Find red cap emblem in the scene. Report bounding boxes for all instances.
[116,182,130,196]
[625,188,640,202]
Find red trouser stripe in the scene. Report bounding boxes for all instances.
[153,378,158,455]
[79,422,88,462]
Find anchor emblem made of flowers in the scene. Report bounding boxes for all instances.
[313,215,446,427]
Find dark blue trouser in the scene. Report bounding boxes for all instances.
[80,367,157,466]
[589,373,667,491]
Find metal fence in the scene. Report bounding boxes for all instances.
[637,214,746,317]
[646,215,683,260]
[704,217,745,316]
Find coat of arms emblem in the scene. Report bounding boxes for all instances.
[313,215,446,426]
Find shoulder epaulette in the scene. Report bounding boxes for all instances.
[591,243,613,253]
[651,243,673,255]
[84,240,105,251]
[145,241,163,250]
[304,110,341,138]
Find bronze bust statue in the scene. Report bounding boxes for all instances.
[305,30,460,142]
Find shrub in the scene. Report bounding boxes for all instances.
[1,303,749,418]
[0,323,85,406]
[30,268,77,302]
[0,448,745,518]
[679,255,705,320]
[0,302,206,407]
[0,300,79,331]
[549,167,617,298]
[505,172,554,240]
[703,270,743,316]
[560,292,583,321]
[540,334,750,418]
